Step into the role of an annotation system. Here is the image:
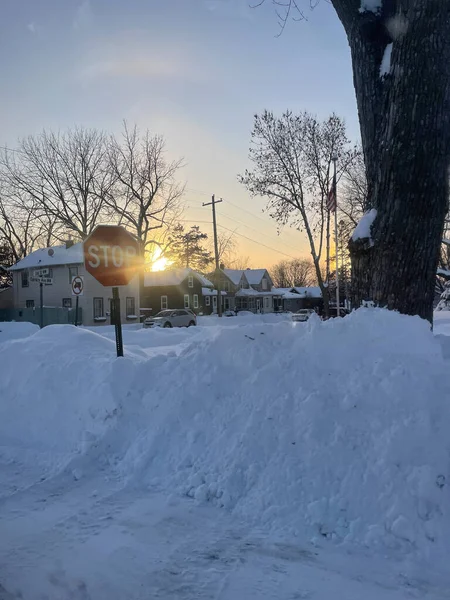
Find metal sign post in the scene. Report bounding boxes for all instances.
[40,283,43,329]
[71,275,84,327]
[111,287,124,357]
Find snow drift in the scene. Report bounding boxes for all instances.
[1,310,450,569]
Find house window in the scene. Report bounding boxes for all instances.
[262,278,268,291]
[161,295,168,310]
[62,298,72,308]
[69,266,78,283]
[188,275,194,288]
[21,270,29,287]
[93,297,104,319]
[184,294,190,308]
[47,268,53,278]
[224,281,230,292]
[205,296,211,306]
[264,297,270,309]
[26,299,34,308]
[224,298,230,310]
[193,294,199,309]
[126,297,136,315]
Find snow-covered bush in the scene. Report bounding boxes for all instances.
[436,281,450,310]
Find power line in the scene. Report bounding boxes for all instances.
[218,210,301,254]
[217,223,297,260]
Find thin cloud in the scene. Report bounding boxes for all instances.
[79,58,183,82]
[204,0,252,19]
[73,0,93,30]
[76,35,209,85]
[27,22,36,34]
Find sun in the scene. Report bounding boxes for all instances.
[150,247,171,272]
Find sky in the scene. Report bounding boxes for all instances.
[0,0,359,268]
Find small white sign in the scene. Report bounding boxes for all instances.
[30,276,53,285]
[34,268,49,277]
[72,275,84,296]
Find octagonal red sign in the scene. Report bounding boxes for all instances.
[84,225,141,287]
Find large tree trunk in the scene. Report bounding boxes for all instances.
[333,0,450,322]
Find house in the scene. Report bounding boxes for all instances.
[141,268,220,315]
[215,268,277,313]
[273,286,323,313]
[7,241,140,326]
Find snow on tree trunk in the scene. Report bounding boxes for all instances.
[333,0,450,322]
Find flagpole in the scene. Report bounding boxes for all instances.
[332,155,340,314]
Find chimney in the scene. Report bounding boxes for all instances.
[219,262,225,270]
[65,238,74,249]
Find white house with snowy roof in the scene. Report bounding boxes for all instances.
[8,240,140,326]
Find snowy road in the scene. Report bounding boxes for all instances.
[0,464,443,600]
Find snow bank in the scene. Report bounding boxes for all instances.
[117,310,450,567]
[198,312,292,327]
[0,325,138,472]
[2,310,450,570]
[0,321,39,343]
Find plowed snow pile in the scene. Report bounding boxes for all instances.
[1,309,449,569]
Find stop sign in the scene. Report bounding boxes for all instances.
[84,225,141,287]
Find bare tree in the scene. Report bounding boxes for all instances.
[210,230,237,266]
[225,254,252,270]
[271,258,316,288]
[240,111,355,314]
[260,0,450,322]
[0,128,111,239]
[107,123,185,258]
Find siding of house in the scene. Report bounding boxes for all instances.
[141,276,205,314]
[12,264,140,326]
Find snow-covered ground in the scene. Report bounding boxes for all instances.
[1,310,449,599]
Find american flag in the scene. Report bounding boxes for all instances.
[327,172,337,213]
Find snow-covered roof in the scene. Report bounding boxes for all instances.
[244,269,268,285]
[222,268,268,286]
[144,268,210,287]
[236,288,278,297]
[197,273,214,288]
[222,269,245,285]
[293,287,322,298]
[272,287,295,295]
[272,286,322,299]
[9,243,83,271]
[202,287,226,296]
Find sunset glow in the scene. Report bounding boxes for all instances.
[150,248,171,272]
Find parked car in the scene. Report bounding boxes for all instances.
[292,308,315,322]
[143,309,197,329]
[223,310,237,317]
[324,307,350,320]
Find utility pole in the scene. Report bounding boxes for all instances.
[203,194,223,317]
